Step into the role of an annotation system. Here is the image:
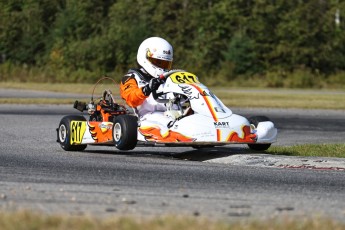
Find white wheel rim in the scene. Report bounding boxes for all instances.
[59,125,67,142]
[114,123,122,142]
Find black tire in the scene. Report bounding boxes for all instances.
[57,115,87,151]
[247,116,272,151]
[112,115,138,150]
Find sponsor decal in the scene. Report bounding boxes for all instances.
[190,84,218,121]
[99,122,113,133]
[195,131,214,138]
[163,50,171,55]
[214,121,230,129]
[179,85,199,100]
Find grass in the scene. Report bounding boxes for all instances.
[1,82,345,109]
[268,144,345,158]
[0,211,344,230]
[217,90,345,110]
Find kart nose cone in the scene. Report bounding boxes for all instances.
[256,121,277,143]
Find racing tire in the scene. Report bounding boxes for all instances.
[57,115,87,151]
[247,116,272,151]
[112,115,138,150]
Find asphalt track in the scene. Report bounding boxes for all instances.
[0,92,345,222]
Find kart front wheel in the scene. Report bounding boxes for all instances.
[112,115,138,150]
[57,115,87,151]
[247,116,272,151]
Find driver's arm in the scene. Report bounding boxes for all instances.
[120,75,148,107]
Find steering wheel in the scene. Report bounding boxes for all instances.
[152,69,186,102]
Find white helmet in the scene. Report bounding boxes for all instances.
[137,37,173,78]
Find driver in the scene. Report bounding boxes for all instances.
[120,37,173,117]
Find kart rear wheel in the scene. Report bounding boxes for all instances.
[247,116,272,151]
[57,115,87,151]
[112,115,138,150]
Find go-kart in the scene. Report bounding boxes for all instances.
[57,70,277,152]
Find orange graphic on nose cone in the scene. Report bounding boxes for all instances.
[226,126,256,143]
[139,126,194,143]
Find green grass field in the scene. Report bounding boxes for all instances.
[268,144,345,158]
[0,211,344,230]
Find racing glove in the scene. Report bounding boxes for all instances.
[142,78,161,96]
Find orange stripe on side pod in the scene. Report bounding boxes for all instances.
[191,84,220,141]
[191,84,218,121]
[217,129,221,142]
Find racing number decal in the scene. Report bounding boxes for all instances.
[70,121,86,145]
[170,72,199,84]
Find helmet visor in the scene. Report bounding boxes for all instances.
[147,56,172,70]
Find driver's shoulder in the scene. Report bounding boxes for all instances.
[122,68,151,86]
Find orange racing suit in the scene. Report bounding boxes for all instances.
[120,68,165,117]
